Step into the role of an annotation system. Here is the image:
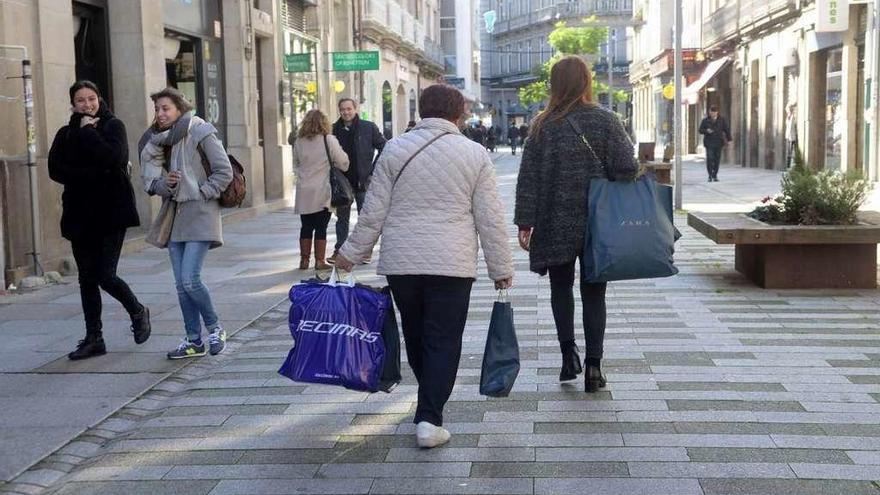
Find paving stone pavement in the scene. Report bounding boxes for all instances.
[4,153,880,494]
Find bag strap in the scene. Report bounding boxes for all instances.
[322,134,334,169]
[564,114,603,168]
[393,131,452,187]
[197,144,211,178]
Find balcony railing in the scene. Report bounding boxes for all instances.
[702,0,795,47]
[493,0,634,34]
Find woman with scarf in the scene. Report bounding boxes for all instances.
[48,80,151,360]
[139,88,233,360]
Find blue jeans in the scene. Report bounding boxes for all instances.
[168,241,219,341]
[334,190,367,251]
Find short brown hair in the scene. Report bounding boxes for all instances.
[150,87,194,114]
[338,98,358,109]
[298,109,331,138]
[418,85,465,122]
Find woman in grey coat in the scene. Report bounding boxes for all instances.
[515,56,638,393]
[140,88,233,360]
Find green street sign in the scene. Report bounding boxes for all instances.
[331,51,380,71]
[284,53,312,73]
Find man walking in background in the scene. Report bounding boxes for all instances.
[698,105,732,182]
[508,124,520,155]
[330,98,386,263]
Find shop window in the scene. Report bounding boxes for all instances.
[825,48,844,171]
[164,34,201,115]
[382,81,393,139]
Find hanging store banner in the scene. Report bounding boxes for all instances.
[331,51,380,71]
[284,53,312,73]
[816,0,849,32]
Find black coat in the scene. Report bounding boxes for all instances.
[699,116,732,148]
[48,104,140,240]
[332,116,386,192]
[515,105,638,275]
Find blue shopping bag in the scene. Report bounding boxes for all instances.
[479,291,520,398]
[278,270,391,392]
[582,175,679,282]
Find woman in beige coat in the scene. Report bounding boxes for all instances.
[294,109,349,270]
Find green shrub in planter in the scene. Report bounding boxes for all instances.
[748,150,873,225]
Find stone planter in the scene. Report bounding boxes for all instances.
[688,211,880,289]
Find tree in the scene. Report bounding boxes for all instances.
[518,18,628,108]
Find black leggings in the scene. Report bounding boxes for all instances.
[71,230,143,333]
[548,260,607,360]
[300,210,331,240]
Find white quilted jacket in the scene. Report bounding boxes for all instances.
[338,118,514,281]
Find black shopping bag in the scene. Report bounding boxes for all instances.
[378,287,402,393]
[479,291,520,397]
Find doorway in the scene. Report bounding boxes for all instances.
[73,1,112,103]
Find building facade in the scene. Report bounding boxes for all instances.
[632,0,879,178]
[480,0,634,136]
[440,0,482,107]
[358,0,446,138]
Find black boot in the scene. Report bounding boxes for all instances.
[68,332,106,361]
[584,358,607,393]
[559,342,583,382]
[131,306,151,345]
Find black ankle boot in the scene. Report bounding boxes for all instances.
[131,306,151,345]
[584,359,607,393]
[69,333,106,360]
[559,344,583,382]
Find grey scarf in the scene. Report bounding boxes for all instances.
[138,113,203,202]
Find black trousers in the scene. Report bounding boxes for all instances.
[300,209,331,240]
[548,260,607,360]
[706,145,723,179]
[70,230,143,334]
[388,275,474,426]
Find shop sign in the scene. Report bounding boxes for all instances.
[816,0,849,32]
[331,51,380,71]
[284,53,312,73]
[445,77,466,89]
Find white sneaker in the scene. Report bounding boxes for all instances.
[416,421,451,448]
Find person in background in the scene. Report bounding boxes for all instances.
[48,80,151,360]
[470,120,486,147]
[515,56,637,394]
[139,87,233,360]
[785,103,798,168]
[508,124,520,156]
[293,110,350,270]
[486,125,497,152]
[334,84,513,449]
[698,105,732,182]
[405,120,417,133]
[518,122,530,146]
[330,98,386,263]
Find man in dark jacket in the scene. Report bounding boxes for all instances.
[698,106,732,182]
[330,98,386,261]
[508,124,520,155]
[518,123,530,144]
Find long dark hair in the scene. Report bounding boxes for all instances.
[69,80,101,104]
[529,56,595,139]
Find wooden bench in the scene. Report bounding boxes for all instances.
[642,162,671,185]
[688,211,880,289]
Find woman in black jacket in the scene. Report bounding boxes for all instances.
[48,80,151,360]
[514,57,637,393]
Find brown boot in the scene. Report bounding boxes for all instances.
[299,238,312,270]
[314,239,332,270]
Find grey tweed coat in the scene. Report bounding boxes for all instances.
[514,104,638,275]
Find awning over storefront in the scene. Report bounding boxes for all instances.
[683,57,731,102]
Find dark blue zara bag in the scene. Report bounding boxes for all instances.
[279,270,396,392]
[479,291,520,397]
[582,175,679,282]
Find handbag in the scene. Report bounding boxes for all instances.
[145,198,176,248]
[198,146,247,208]
[565,115,678,282]
[323,135,355,207]
[479,290,520,397]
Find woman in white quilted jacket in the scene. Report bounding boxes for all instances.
[335,85,514,449]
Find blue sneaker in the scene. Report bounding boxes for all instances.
[167,339,206,359]
[208,327,226,356]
